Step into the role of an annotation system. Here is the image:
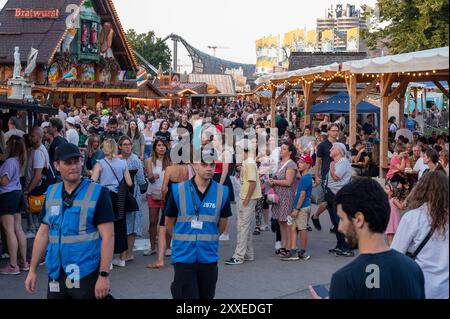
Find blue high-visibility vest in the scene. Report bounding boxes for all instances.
[171,180,229,264]
[42,179,103,281]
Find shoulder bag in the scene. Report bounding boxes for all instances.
[266,159,293,205]
[406,229,434,260]
[103,159,139,220]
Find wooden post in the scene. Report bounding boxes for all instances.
[301,81,312,131]
[397,96,405,126]
[345,75,357,146]
[379,74,392,177]
[270,85,276,129]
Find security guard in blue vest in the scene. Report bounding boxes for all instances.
[165,157,232,299]
[25,143,115,299]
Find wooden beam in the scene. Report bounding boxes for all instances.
[345,75,358,146]
[381,73,395,97]
[433,81,449,98]
[311,81,332,101]
[387,79,410,105]
[396,96,406,126]
[379,74,392,177]
[355,78,378,105]
[413,88,418,118]
[275,85,292,104]
[270,86,276,129]
[301,81,313,130]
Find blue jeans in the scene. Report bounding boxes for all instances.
[325,187,350,251]
[144,144,152,160]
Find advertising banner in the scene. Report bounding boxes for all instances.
[321,29,333,52]
[346,27,359,51]
[282,29,305,69]
[255,35,279,75]
[305,29,317,52]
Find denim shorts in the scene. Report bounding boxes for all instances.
[0,190,25,215]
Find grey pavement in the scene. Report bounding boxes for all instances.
[0,199,354,299]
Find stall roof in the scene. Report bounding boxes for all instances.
[255,63,340,85]
[255,47,449,86]
[0,100,58,115]
[311,92,380,115]
[341,47,449,74]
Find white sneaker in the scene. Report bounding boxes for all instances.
[260,224,270,231]
[275,241,282,250]
[109,263,113,271]
[219,233,230,241]
[112,258,126,267]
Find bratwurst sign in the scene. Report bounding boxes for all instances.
[15,8,60,19]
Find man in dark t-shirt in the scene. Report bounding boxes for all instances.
[309,178,425,299]
[48,118,68,175]
[276,113,289,137]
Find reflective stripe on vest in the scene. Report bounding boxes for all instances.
[178,183,187,217]
[45,184,61,225]
[173,234,219,242]
[73,183,97,235]
[49,231,100,244]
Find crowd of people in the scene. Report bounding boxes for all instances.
[0,98,448,299]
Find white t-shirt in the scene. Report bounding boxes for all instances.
[66,128,79,146]
[414,157,428,179]
[392,204,449,299]
[147,159,164,194]
[26,144,50,186]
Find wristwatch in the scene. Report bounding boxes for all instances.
[99,271,110,278]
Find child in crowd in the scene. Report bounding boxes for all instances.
[281,155,314,261]
[385,182,405,246]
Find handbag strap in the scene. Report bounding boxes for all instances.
[276,159,293,176]
[103,159,121,184]
[410,228,434,259]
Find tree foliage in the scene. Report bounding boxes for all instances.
[126,29,172,71]
[362,0,449,54]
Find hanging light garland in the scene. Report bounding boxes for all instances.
[261,69,439,90]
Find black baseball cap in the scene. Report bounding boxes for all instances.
[55,143,81,161]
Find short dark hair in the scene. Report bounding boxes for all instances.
[328,123,340,131]
[108,117,118,126]
[49,118,64,132]
[335,177,390,233]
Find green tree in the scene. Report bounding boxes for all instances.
[362,0,449,54]
[126,29,172,72]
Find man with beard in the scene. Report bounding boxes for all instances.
[309,178,425,299]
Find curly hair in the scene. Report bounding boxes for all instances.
[406,171,449,239]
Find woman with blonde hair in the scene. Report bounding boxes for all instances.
[91,138,132,268]
[392,171,449,298]
[83,134,104,177]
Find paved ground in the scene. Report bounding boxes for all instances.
[0,198,355,299]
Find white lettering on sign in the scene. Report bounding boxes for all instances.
[203,203,216,209]
[15,8,60,19]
